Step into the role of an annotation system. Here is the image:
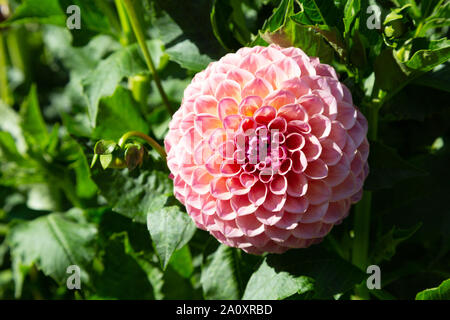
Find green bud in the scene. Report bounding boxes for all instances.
[94,139,117,155]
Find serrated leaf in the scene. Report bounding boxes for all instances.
[93,86,149,141]
[201,245,241,300]
[147,206,196,270]
[7,211,97,297]
[243,259,314,300]
[416,279,450,300]
[371,223,422,264]
[92,164,172,223]
[243,247,366,300]
[82,40,164,127]
[397,37,450,73]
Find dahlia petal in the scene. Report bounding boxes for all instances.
[285,132,306,152]
[336,101,357,129]
[216,199,237,220]
[194,114,222,137]
[226,68,254,88]
[292,222,322,239]
[273,57,301,79]
[194,140,214,165]
[210,176,232,200]
[227,176,251,195]
[312,89,338,120]
[298,94,324,117]
[291,150,308,173]
[191,167,213,194]
[241,77,272,98]
[328,121,347,150]
[263,89,296,110]
[279,158,293,175]
[230,194,258,216]
[280,78,310,98]
[304,159,328,180]
[256,63,287,89]
[215,79,241,101]
[214,217,244,238]
[248,181,267,206]
[286,172,308,197]
[331,172,357,202]
[236,214,265,237]
[269,174,288,195]
[239,95,263,116]
[253,105,277,124]
[208,127,227,150]
[348,118,365,148]
[305,180,331,205]
[264,225,291,241]
[322,200,351,224]
[277,103,308,122]
[220,160,241,177]
[239,53,269,73]
[239,173,258,188]
[299,202,328,223]
[302,134,322,161]
[263,192,287,212]
[274,211,299,230]
[320,139,343,166]
[194,95,218,116]
[323,153,351,187]
[309,114,331,139]
[218,98,239,122]
[223,114,242,132]
[284,195,309,214]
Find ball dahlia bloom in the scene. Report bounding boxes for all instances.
[165,44,369,254]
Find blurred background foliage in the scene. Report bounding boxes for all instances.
[0,0,449,300]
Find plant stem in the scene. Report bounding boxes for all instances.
[118,131,166,160]
[352,93,383,299]
[121,0,173,115]
[114,0,134,45]
[0,31,12,105]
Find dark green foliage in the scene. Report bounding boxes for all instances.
[0,0,448,300]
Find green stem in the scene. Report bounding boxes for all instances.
[0,31,12,105]
[95,0,122,35]
[114,0,134,45]
[118,131,166,160]
[121,0,173,115]
[352,91,384,299]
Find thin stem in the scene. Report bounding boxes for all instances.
[114,0,134,45]
[118,131,166,160]
[0,31,12,105]
[121,0,173,115]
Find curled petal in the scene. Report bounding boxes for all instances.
[218,98,239,122]
[286,172,308,197]
[239,95,263,116]
[241,77,272,98]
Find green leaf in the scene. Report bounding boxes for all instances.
[169,245,193,279]
[2,0,66,26]
[211,0,246,51]
[201,245,241,300]
[416,279,450,300]
[19,85,49,150]
[412,62,450,92]
[261,21,334,63]
[396,38,450,73]
[94,233,154,300]
[419,1,450,36]
[371,223,422,264]
[297,0,341,27]
[150,5,217,71]
[7,211,97,296]
[92,164,173,223]
[82,40,164,127]
[365,141,428,190]
[243,259,314,300]
[147,206,196,270]
[343,0,361,35]
[243,246,366,300]
[93,86,149,140]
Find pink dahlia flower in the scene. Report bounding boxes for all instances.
[164,44,369,254]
